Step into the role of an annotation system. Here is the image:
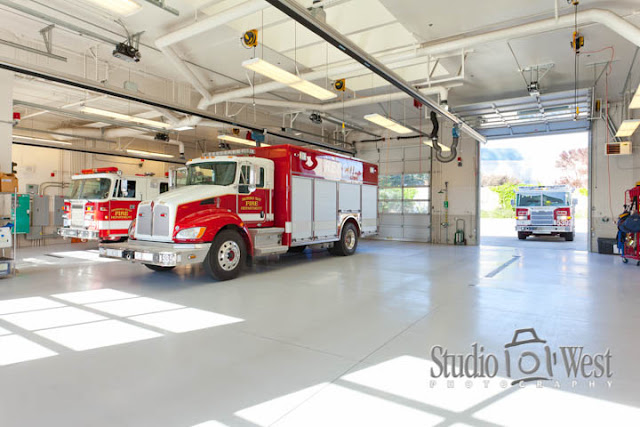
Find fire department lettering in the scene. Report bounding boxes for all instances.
[239,195,263,213]
[111,208,132,219]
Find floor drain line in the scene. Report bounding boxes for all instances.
[485,256,521,278]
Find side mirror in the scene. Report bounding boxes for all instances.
[121,179,129,197]
[248,166,257,193]
[510,199,515,207]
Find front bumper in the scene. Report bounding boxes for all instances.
[58,227,99,240]
[516,225,572,234]
[99,240,211,267]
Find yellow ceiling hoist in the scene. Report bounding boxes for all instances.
[569,0,583,119]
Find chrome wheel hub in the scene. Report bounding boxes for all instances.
[218,241,241,271]
[345,229,356,251]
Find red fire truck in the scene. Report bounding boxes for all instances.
[59,167,169,242]
[100,145,379,280]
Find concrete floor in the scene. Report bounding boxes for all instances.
[0,239,638,426]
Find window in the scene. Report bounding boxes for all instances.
[379,173,431,215]
[257,167,265,188]
[68,178,112,200]
[160,182,169,193]
[543,192,569,206]
[517,194,541,207]
[116,180,136,198]
[186,162,236,186]
[239,165,251,194]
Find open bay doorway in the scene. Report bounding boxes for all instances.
[480,132,589,251]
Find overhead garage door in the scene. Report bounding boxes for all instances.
[453,89,592,139]
[357,144,432,242]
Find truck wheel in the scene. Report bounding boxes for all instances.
[565,232,575,242]
[204,230,246,281]
[329,222,358,256]
[518,232,527,240]
[287,245,307,254]
[144,264,175,272]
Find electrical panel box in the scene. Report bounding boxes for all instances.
[31,195,50,227]
[53,195,65,227]
[0,227,11,249]
[26,184,38,194]
[1,194,31,234]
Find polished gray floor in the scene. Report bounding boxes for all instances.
[0,240,638,426]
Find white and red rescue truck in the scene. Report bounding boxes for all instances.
[100,145,379,281]
[59,167,169,242]
[513,185,576,241]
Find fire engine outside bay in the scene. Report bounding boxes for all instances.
[99,145,379,281]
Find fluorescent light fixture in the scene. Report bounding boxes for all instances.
[421,139,451,152]
[82,0,142,16]
[615,119,640,137]
[174,126,194,131]
[127,149,174,158]
[630,85,640,109]
[364,114,412,134]
[80,106,172,129]
[290,80,337,101]
[13,135,72,146]
[218,135,269,146]
[242,58,337,101]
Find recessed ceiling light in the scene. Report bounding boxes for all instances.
[126,149,174,158]
[13,135,73,146]
[80,107,172,129]
[218,135,269,146]
[363,114,412,134]
[630,85,640,109]
[615,119,640,137]
[242,58,337,101]
[82,0,142,16]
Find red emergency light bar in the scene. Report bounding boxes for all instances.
[81,167,120,174]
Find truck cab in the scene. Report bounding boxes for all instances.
[100,146,379,281]
[513,185,576,241]
[59,167,169,242]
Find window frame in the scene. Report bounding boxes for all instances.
[378,173,431,215]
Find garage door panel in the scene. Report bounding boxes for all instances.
[403,214,430,227]
[380,214,403,226]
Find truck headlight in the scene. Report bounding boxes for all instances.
[557,215,569,221]
[128,218,137,240]
[175,227,206,240]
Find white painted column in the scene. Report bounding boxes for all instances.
[0,70,14,173]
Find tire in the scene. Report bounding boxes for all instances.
[287,245,307,254]
[329,222,359,256]
[203,230,246,281]
[144,264,175,272]
[517,232,527,240]
[565,232,575,242]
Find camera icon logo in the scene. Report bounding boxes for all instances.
[505,328,557,385]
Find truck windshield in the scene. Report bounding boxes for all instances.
[517,194,541,207]
[543,192,569,206]
[68,178,113,200]
[186,162,237,186]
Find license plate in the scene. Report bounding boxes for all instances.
[135,252,154,262]
[106,249,123,258]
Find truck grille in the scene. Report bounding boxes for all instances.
[71,203,85,227]
[152,205,171,237]
[136,204,171,238]
[531,210,554,226]
[137,205,152,235]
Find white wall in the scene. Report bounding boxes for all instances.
[0,70,13,173]
[590,102,640,251]
[355,120,480,246]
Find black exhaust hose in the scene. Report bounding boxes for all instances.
[429,111,459,163]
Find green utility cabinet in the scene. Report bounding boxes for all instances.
[0,193,30,234]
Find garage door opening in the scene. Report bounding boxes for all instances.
[480,132,589,251]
